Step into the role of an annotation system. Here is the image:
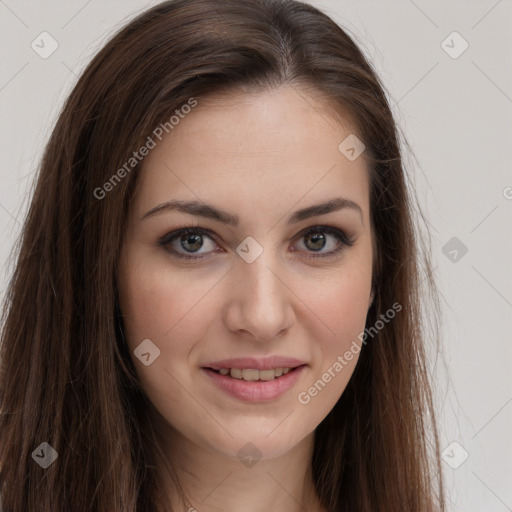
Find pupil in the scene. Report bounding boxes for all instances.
[182,234,203,252]
[306,232,325,251]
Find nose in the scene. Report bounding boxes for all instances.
[223,250,295,343]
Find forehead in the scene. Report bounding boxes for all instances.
[132,85,370,223]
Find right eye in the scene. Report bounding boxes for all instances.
[158,227,221,260]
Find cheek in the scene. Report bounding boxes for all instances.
[119,258,216,346]
[308,263,372,346]
[315,279,368,329]
[310,283,368,380]
[118,254,227,404]
[300,252,372,398]
[294,274,370,417]
[117,259,206,399]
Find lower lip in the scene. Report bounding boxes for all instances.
[202,366,306,402]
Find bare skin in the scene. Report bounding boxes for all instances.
[117,84,374,512]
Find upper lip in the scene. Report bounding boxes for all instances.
[202,356,307,371]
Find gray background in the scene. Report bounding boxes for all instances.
[0,1,511,510]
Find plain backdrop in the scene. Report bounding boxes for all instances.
[0,1,511,510]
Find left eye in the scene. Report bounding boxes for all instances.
[158,225,354,261]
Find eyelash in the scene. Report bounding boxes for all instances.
[157,225,355,261]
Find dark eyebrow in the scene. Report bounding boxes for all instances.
[288,198,362,224]
[140,197,363,225]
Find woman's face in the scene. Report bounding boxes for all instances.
[118,85,373,460]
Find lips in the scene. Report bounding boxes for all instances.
[214,367,292,381]
[202,356,306,371]
[201,356,307,402]
[203,365,306,402]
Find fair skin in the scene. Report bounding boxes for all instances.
[117,84,374,512]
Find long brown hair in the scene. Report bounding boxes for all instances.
[0,0,445,510]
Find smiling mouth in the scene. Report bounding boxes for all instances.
[205,366,303,381]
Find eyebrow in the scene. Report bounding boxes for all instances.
[140,197,363,225]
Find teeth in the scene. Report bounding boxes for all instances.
[230,368,243,379]
[216,367,293,381]
[259,369,276,381]
[242,369,259,381]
